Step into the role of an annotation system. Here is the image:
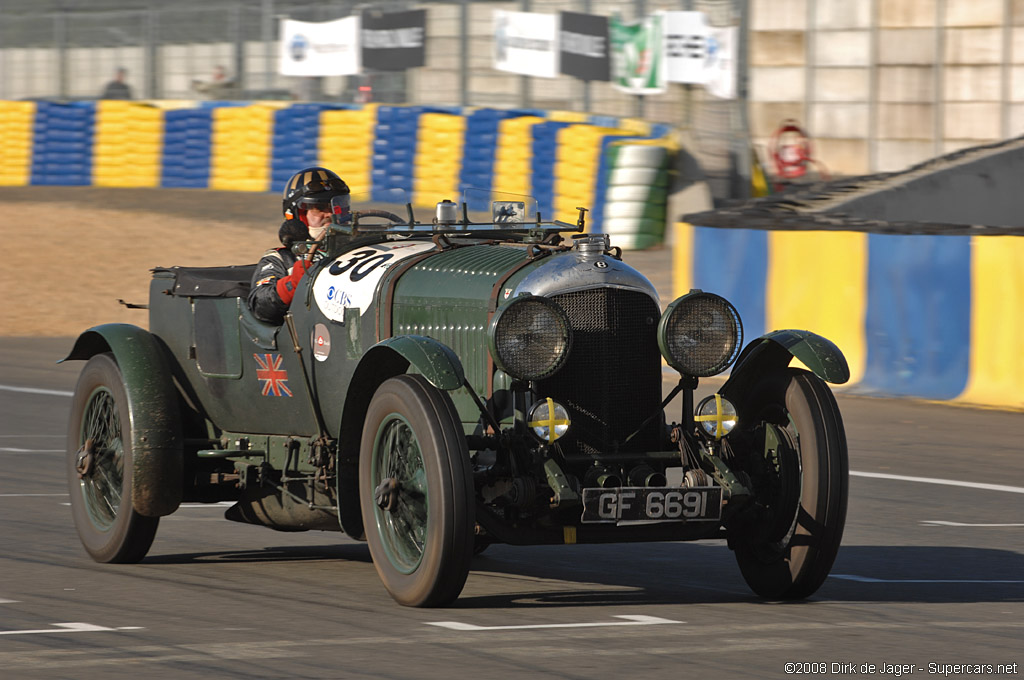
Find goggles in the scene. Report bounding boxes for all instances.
[296,199,334,213]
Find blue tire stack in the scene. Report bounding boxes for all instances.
[161,109,212,189]
[372,106,419,203]
[530,121,571,220]
[458,109,506,212]
[31,101,94,186]
[270,103,343,192]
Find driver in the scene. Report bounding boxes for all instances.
[248,167,351,325]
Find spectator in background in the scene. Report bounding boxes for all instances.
[100,67,132,100]
[192,65,237,100]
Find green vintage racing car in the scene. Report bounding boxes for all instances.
[63,192,850,607]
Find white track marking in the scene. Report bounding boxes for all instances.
[427,614,681,631]
[0,599,19,604]
[0,385,73,397]
[0,494,68,497]
[832,574,1024,584]
[0,622,131,636]
[921,520,1024,527]
[0,448,63,453]
[851,470,1024,494]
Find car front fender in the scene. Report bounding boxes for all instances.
[61,324,183,517]
[722,329,850,397]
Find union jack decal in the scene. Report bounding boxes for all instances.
[253,353,293,397]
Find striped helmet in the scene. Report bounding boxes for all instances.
[282,167,350,222]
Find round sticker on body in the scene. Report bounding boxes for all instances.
[311,242,436,322]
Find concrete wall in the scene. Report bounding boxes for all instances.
[750,0,1024,177]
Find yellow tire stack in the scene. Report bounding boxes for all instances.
[318,105,377,194]
[0,101,35,186]
[412,112,466,207]
[492,116,544,199]
[93,101,163,188]
[553,124,627,225]
[210,105,275,192]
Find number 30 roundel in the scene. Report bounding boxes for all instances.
[312,242,436,322]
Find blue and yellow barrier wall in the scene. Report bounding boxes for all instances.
[673,224,1024,410]
[0,100,672,231]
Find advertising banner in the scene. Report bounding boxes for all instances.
[279,17,360,77]
[610,15,665,95]
[361,9,426,71]
[663,12,738,99]
[494,10,559,78]
[663,11,708,84]
[559,11,610,82]
[705,25,738,99]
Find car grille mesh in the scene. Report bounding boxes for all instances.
[538,289,663,461]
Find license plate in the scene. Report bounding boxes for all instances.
[580,486,723,525]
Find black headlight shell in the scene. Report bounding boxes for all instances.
[488,295,572,381]
[658,290,742,377]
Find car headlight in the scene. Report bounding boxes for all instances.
[488,295,572,381]
[658,290,742,377]
[527,398,570,443]
[695,394,738,439]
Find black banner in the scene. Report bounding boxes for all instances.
[559,11,610,82]
[361,9,426,71]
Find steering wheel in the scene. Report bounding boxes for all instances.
[353,209,405,224]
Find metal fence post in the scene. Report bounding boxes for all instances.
[460,0,469,107]
[263,0,275,90]
[56,11,68,99]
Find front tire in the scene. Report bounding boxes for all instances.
[732,369,848,599]
[359,374,474,607]
[67,353,159,563]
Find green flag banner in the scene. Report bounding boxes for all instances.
[610,15,665,95]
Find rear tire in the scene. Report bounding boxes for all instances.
[359,375,473,607]
[67,353,159,563]
[732,369,848,599]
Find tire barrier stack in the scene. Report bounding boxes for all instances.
[210,105,275,192]
[0,101,34,186]
[372,106,420,203]
[530,121,573,220]
[459,108,515,213]
[492,114,545,199]
[553,123,629,226]
[161,109,212,189]
[319,105,377,195]
[601,142,672,250]
[94,101,162,188]
[271,104,335,192]
[31,101,94,186]
[413,112,465,207]
[2,101,680,248]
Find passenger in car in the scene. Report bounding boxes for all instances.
[248,167,351,325]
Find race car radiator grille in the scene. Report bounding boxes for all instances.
[538,289,663,461]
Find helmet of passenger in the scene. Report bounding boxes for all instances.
[282,167,350,225]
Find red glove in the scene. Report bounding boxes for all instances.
[275,258,309,305]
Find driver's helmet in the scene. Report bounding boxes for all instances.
[282,167,350,226]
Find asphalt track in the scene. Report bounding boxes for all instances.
[1,335,1022,680]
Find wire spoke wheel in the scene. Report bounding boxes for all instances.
[730,368,848,599]
[359,375,473,607]
[374,414,429,573]
[67,353,158,563]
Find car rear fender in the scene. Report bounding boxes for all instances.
[60,324,183,517]
[722,329,849,400]
[336,335,466,538]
